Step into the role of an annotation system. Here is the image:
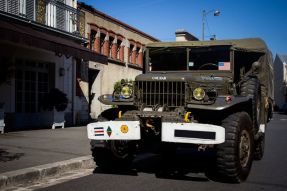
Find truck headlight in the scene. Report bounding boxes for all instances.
[193,87,205,101]
[120,85,133,99]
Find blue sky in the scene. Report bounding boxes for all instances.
[81,0,287,56]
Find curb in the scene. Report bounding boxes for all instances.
[0,155,95,190]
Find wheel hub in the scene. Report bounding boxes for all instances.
[110,140,129,159]
[239,129,251,167]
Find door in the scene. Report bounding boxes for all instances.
[88,69,101,119]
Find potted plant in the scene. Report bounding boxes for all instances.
[42,88,68,129]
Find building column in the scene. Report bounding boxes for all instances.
[125,39,130,63]
[87,32,90,49]
[103,32,110,57]
[94,28,101,53]
[111,37,118,59]
[131,45,137,64]
[119,41,125,62]
[137,47,143,67]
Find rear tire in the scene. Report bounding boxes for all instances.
[254,133,265,160]
[215,112,254,183]
[240,77,261,131]
[241,77,266,160]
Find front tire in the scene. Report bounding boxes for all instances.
[91,140,134,171]
[90,109,134,171]
[215,112,254,183]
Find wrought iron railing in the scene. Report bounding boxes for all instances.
[0,0,85,37]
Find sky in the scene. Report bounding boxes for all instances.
[81,0,287,56]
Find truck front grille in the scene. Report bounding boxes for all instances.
[135,81,185,107]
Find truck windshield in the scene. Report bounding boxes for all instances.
[148,46,230,72]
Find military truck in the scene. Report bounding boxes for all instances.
[87,38,274,183]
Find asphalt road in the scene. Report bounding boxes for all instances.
[39,113,287,191]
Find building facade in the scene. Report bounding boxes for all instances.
[0,1,158,131]
[78,3,159,119]
[273,54,287,111]
[0,0,104,130]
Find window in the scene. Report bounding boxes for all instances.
[90,30,96,51]
[188,47,230,71]
[15,60,50,113]
[135,47,140,65]
[148,46,230,72]
[100,33,106,54]
[149,47,187,71]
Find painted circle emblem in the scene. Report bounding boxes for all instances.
[120,125,129,134]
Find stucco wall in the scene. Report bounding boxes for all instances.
[89,61,142,118]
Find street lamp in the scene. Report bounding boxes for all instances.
[202,9,220,40]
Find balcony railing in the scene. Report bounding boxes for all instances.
[0,0,85,37]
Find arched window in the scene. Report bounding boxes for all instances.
[89,30,96,51]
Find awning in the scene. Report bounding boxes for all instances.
[0,18,107,63]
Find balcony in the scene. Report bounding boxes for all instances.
[0,0,85,38]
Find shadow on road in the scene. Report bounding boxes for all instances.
[93,147,220,182]
[0,148,24,162]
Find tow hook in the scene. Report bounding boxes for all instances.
[145,118,159,135]
[184,112,192,122]
[198,144,207,152]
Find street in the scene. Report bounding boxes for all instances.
[38,113,287,191]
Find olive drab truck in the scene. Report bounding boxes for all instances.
[87,38,274,183]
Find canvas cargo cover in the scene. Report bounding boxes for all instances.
[146,38,268,53]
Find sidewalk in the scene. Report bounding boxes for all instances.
[0,126,94,189]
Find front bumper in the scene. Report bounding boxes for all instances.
[161,122,225,144]
[87,121,225,144]
[87,121,141,140]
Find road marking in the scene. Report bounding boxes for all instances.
[280,119,287,121]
